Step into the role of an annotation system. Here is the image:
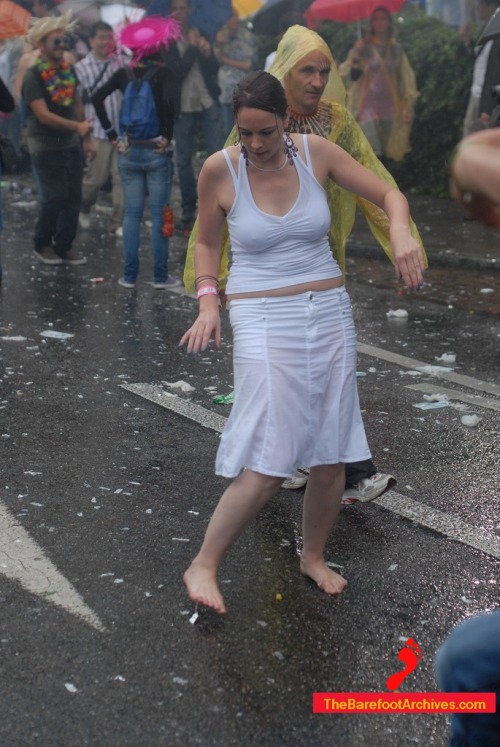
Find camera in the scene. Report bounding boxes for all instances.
[81,88,93,105]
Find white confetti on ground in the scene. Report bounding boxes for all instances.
[163,380,195,392]
[461,415,481,427]
[40,330,74,340]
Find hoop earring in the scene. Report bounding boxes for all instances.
[240,143,249,167]
[284,133,298,164]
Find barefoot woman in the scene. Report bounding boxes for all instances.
[180,71,425,614]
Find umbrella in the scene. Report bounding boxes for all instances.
[477,7,500,45]
[305,0,406,26]
[101,3,145,28]
[233,0,264,19]
[146,0,232,40]
[57,0,137,34]
[251,0,313,37]
[0,0,31,40]
[189,0,233,39]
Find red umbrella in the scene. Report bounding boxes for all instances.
[305,0,406,26]
[0,0,31,40]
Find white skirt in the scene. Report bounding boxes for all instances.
[215,287,371,479]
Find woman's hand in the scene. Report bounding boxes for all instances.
[153,136,169,153]
[76,119,93,138]
[390,226,426,290]
[179,305,221,354]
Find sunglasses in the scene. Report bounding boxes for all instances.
[50,37,66,48]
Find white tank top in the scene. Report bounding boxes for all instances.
[223,134,342,294]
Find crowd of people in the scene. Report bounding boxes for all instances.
[0,3,498,743]
[0,1,499,282]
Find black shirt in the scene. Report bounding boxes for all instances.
[92,64,177,142]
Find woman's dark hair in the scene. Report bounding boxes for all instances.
[233,71,288,120]
[368,6,394,39]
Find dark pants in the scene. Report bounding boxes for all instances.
[345,459,376,487]
[173,104,224,217]
[31,146,83,256]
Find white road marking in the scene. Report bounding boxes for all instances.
[404,383,500,413]
[122,383,226,433]
[374,491,500,560]
[357,342,500,398]
[121,382,500,561]
[0,503,105,631]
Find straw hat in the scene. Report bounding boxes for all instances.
[27,10,77,48]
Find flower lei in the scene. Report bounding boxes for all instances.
[36,58,76,107]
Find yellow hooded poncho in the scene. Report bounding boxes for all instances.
[183,25,425,293]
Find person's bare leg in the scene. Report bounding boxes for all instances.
[300,463,347,595]
[184,470,283,614]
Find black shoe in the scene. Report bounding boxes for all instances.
[180,209,196,230]
[33,247,63,265]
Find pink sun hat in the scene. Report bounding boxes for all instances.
[118,15,182,61]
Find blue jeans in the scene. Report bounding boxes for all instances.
[31,147,83,255]
[173,104,224,215]
[118,147,172,284]
[435,610,500,746]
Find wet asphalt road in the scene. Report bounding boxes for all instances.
[0,173,499,747]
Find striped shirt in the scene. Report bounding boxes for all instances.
[75,52,123,141]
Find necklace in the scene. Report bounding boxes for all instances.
[247,154,288,172]
[36,58,76,107]
[288,105,319,120]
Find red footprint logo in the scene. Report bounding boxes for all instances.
[386,638,422,691]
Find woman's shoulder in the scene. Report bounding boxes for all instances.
[201,147,238,178]
[294,132,330,151]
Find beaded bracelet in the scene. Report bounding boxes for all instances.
[195,275,219,288]
[196,286,218,299]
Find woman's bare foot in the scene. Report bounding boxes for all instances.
[183,561,227,615]
[300,557,347,596]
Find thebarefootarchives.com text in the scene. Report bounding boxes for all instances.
[320,697,487,712]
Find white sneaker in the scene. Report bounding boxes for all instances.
[347,473,396,504]
[118,277,135,289]
[79,212,91,229]
[282,468,309,490]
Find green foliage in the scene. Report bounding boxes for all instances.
[390,14,472,195]
[252,9,474,195]
[321,12,472,195]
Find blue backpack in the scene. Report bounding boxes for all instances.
[119,67,159,140]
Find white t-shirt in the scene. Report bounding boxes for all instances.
[264,50,276,72]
